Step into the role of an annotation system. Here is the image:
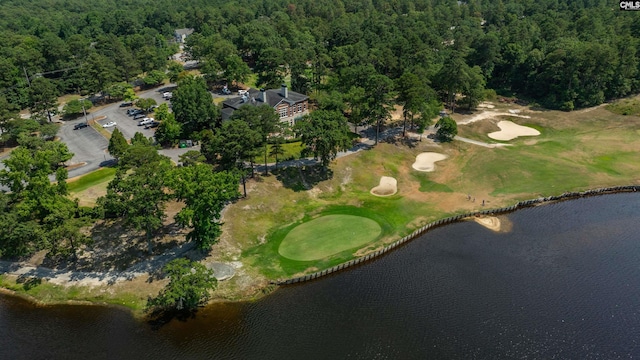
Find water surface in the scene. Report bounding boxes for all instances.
[2,193,639,359]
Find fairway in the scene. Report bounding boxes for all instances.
[279,215,382,261]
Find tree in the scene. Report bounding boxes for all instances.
[135,98,157,112]
[123,88,138,102]
[29,77,58,122]
[142,70,166,87]
[458,65,486,110]
[223,54,252,87]
[200,121,261,197]
[172,76,220,137]
[104,82,133,101]
[146,258,217,312]
[396,72,427,137]
[108,128,128,161]
[0,140,88,260]
[415,99,442,141]
[97,145,172,254]
[269,136,286,171]
[154,113,182,147]
[434,116,458,142]
[178,150,206,167]
[62,99,92,119]
[131,132,151,146]
[364,74,395,145]
[294,110,351,170]
[167,62,185,83]
[230,105,279,176]
[168,165,240,249]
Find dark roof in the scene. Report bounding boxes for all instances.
[221,107,235,121]
[222,87,308,112]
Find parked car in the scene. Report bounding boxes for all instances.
[144,121,160,129]
[133,113,146,120]
[163,92,172,99]
[102,121,117,128]
[120,101,133,107]
[138,117,154,126]
[128,109,144,116]
[73,122,89,130]
[237,89,248,96]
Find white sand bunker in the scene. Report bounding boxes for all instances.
[488,120,540,141]
[370,176,397,196]
[412,152,448,172]
[474,216,501,232]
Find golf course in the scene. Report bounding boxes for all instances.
[218,98,640,288]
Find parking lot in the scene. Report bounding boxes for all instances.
[3,84,226,184]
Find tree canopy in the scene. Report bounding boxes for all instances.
[294,110,351,169]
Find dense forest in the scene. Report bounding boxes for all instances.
[1,0,640,263]
[0,0,638,115]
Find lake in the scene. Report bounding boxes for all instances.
[1,193,639,359]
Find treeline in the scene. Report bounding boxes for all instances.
[0,0,638,114]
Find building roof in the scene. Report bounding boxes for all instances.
[175,28,194,36]
[221,87,308,119]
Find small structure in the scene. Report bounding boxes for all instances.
[174,28,194,43]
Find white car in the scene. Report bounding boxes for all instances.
[237,89,248,96]
[138,117,154,126]
[163,92,172,99]
[102,121,117,128]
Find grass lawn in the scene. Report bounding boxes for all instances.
[253,141,304,164]
[278,214,382,261]
[67,167,116,193]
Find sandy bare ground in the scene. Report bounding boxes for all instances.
[412,152,448,172]
[457,110,531,125]
[370,176,398,196]
[473,216,501,231]
[488,120,541,141]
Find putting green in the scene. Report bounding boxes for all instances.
[279,215,382,261]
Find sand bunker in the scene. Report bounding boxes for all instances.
[412,152,447,172]
[370,176,397,196]
[488,120,540,141]
[458,110,531,125]
[474,216,501,232]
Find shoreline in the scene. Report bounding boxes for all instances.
[2,185,638,315]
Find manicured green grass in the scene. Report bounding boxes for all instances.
[278,215,382,261]
[67,167,116,194]
[254,141,304,163]
[411,173,453,192]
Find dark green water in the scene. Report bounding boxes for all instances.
[2,193,640,359]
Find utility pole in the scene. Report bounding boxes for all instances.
[81,99,89,124]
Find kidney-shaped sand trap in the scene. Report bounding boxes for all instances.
[488,120,540,141]
[412,152,448,172]
[370,176,398,196]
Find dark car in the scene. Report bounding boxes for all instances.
[73,122,89,130]
[144,121,160,129]
[119,101,133,107]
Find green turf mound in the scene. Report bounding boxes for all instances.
[278,215,382,261]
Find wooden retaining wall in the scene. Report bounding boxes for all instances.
[273,185,640,286]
